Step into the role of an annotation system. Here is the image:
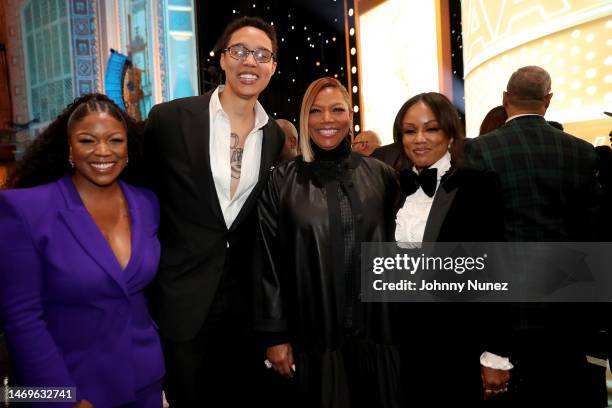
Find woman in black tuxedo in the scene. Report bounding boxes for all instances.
[391,93,509,407]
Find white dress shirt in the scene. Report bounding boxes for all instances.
[395,152,451,245]
[209,86,268,228]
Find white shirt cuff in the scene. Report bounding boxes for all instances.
[480,351,514,370]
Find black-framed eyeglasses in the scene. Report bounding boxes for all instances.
[221,45,275,63]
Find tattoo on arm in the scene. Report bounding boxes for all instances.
[230,132,243,180]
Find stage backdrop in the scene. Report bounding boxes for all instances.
[462,0,612,143]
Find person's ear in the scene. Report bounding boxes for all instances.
[544,93,553,109]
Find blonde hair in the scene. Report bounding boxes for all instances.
[299,77,352,162]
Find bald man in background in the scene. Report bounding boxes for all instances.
[352,130,381,156]
[276,119,299,161]
[465,65,602,407]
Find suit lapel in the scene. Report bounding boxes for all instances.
[182,93,225,226]
[423,173,459,242]
[120,180,143,279]
[230,120,281,231]
[56,176,129,298]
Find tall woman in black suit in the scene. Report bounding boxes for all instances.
[392,93,508,407]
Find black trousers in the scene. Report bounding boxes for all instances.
[162,288,267,407]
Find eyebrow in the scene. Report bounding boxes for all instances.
[403,120,439,126]
[312,103,346,108]
[228,42,272,52]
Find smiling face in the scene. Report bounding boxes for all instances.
[220,26,277,100]
[308,86,352,150]
[401,101,451,170]
[69,111,128,188]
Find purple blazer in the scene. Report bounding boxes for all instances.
[0,175,164,407]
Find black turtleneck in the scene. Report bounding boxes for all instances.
[310,137,351,161]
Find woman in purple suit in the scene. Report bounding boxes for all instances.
[0,94,163,407]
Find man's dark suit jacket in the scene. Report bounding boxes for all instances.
[144,91,284,342]
[465,115,598,241]
[464,115,602,405]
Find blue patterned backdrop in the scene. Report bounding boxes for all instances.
[70,0,98,96]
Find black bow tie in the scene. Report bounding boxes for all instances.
[400,168,438,197]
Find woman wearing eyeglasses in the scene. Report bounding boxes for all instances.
[143,16,285,406]
[392,93,507,406]
[254,77,401,408]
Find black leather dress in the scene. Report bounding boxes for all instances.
[254,139,401,408]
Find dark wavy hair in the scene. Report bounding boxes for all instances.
[479,105,507,135]
[392,92,465,170]
[6,93,144,189]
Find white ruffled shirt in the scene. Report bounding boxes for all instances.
[395,152,451,245]
[394,151,513,371]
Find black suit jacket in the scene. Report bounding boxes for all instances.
[465,115,598,241]
[371,143,409,171]
[464,116,604,406]
[418,167,504,243]
[144,91,284,341]
[393,168,508,405]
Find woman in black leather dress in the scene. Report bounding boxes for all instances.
[254,77,400,408]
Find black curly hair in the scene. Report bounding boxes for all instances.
[6,93,144,189]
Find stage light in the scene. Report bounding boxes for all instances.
[586,68,597,78]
